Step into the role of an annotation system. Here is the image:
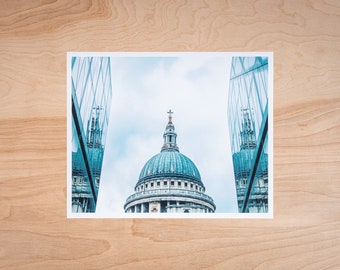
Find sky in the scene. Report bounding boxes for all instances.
[95,53,239,216]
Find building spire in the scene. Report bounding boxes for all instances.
[161,109,179,152]
[240,108,256,150]
[87,106,103,148]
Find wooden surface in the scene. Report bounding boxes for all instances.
[0,0,339,269]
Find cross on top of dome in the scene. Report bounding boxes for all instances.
[167,109,173,123]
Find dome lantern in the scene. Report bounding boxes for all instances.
[161,109,179,152]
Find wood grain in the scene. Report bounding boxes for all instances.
[0,0,339,269]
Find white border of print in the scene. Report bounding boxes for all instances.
[67,52,273,219]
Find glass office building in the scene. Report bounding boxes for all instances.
[71,57,112,213]
[228,56,268,213]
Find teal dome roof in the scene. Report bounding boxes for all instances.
[137,150,202,185]
[136,110,203,187]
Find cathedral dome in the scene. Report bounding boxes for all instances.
[125,110,215,214]
[137,150,202,185]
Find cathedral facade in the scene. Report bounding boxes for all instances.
[124,111,215,213]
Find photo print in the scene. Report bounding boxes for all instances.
[67,52,273,218]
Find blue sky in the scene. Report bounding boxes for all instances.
[95,54,239,216]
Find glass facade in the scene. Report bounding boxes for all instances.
[71,57,112,213]
[228,56,269,213]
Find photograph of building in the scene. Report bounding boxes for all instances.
[227,56,269,213]
[70,56,112,213]
[124,110,216,213]
[67,52,272,218]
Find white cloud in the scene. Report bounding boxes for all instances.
[96,54,238,216]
